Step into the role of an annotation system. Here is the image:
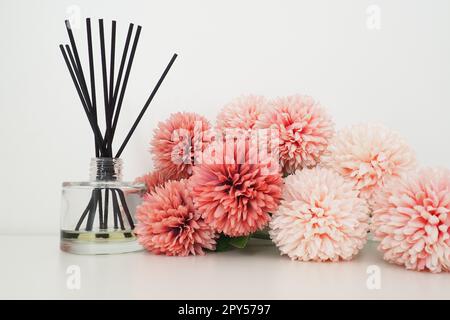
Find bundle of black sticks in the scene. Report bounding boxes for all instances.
[60,18,177,232]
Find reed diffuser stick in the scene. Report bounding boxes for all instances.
[111,190,124,230]
[117,190,135,229]
[98,189,104,229]
[115,53,178,157]
[99,19,111,157]
[86,189,99,231]
[86,18,99,156]
[75,196,93,231]
[104,189,109,229]
[65,21,92,114]
[111,26,142,140]
[110,23,134,140]
[107,21,117,154]
[59,45,105,150]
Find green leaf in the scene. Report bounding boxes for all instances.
[215,234,232,252]
[229,235,250,249]
[214,234,251,251]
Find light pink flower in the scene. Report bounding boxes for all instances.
[372,168,450,273]
[269,167,369,262]
[151,112,211,180]
[190,140,283,237]
[135,170,168,194]
[217,95,268,130]
[255,95,334,175]
[135,180,217,256]
[322,124,416,205]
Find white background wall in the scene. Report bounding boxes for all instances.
[0,0,449,234]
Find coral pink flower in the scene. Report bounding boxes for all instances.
[372,168,450,273]
[135,170,168,194]
[256,95,334,175]
[190,140,283,237]
[269,167,370,262]
[323,124,416,205]
[216,95,268,131]
[135,180,217,256]
[151,112,212,180]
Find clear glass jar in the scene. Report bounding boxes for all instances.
[60,158,145,254]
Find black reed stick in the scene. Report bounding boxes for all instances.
[115,53,178,158]
[75,196,93,231]
[111,190,123,230]
[113,206,118,229]
[86,189,99,231]
[111,190,118,229]
[116,189,134,229]
[65,20,92,113]
[115,194,125,231]
[99,19,111,157]
[108,21,116,139]
[65,44,95,121]
[109,24,134,137]
[86,18,99,157]
[98,189,104,229]
[64,45,106,153]
[111,25,142,139]
[104,189,109,229]
[59,45,105,150]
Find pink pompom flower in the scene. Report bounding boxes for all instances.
[135,170,168,194]
[269,167,370,262]
[135,179,217,256]
[190,139,283,237]
[256,95,334,175]
[151,112,212,180]
[372,168,450,273]
[217,95,268,131]
[323,124,416,205]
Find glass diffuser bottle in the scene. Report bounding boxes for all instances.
[60,158,145,254]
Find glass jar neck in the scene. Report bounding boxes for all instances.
[89,158,123,181]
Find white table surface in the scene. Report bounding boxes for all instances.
[0,235,448,299]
